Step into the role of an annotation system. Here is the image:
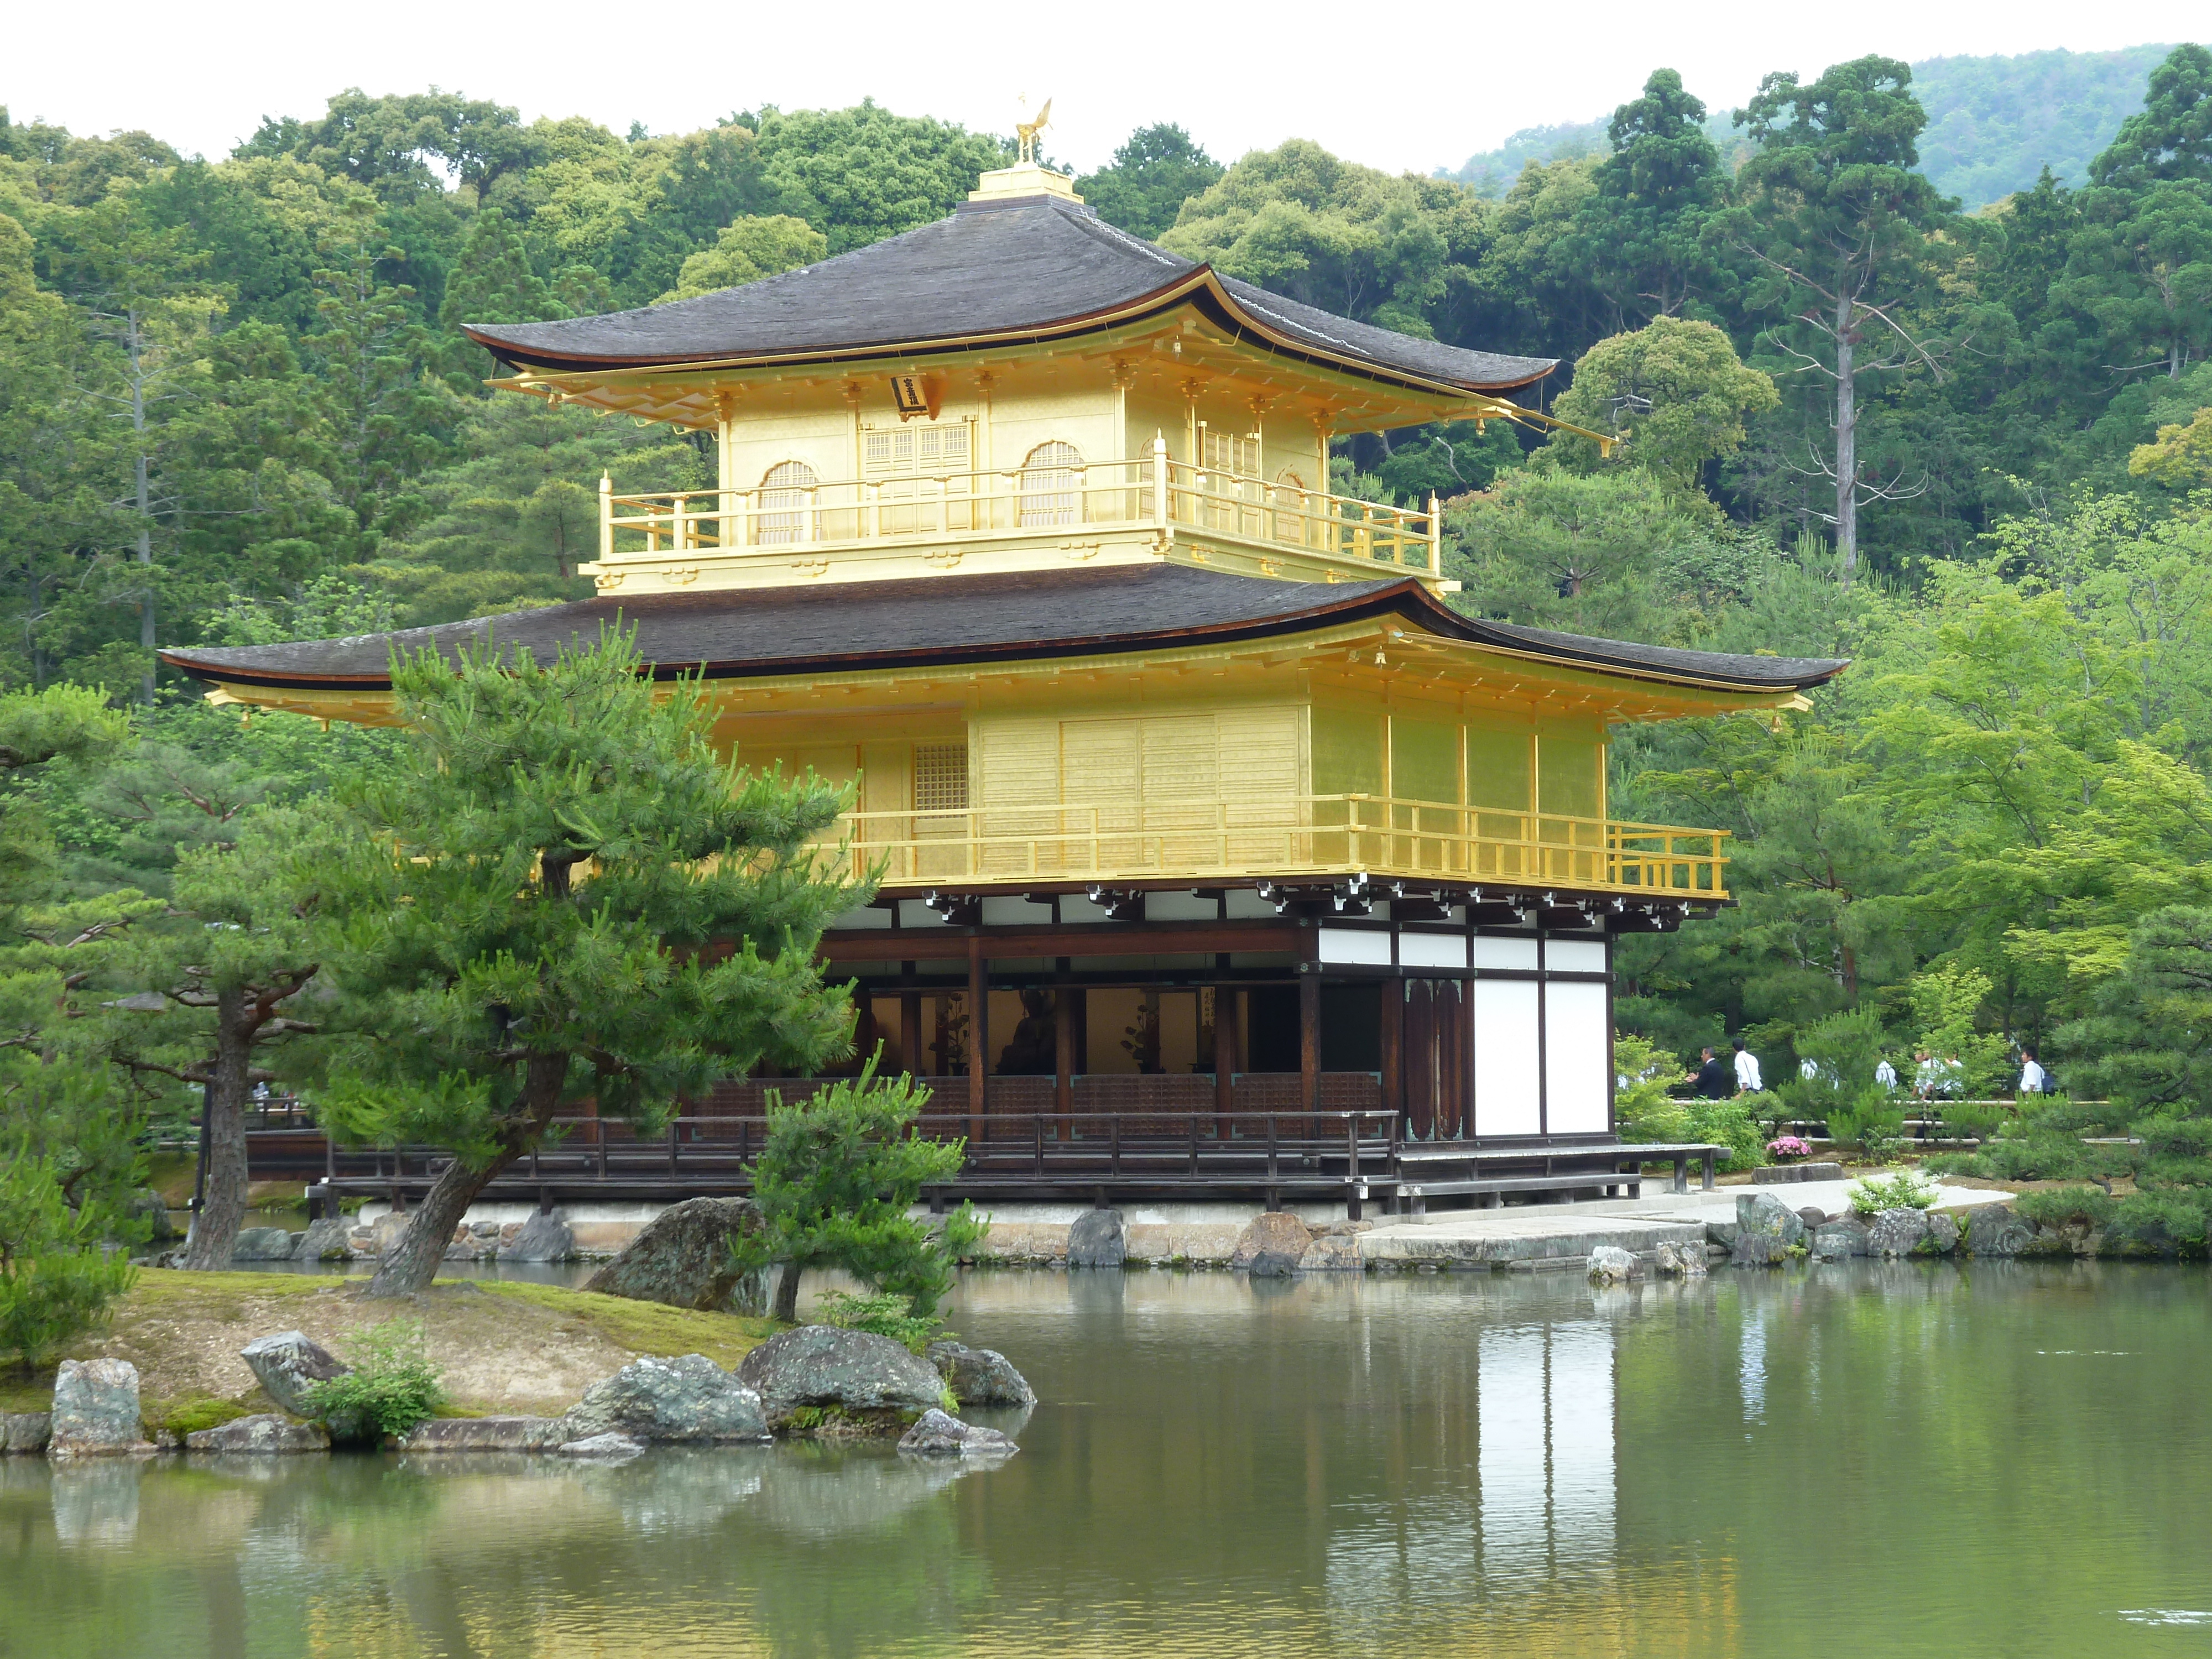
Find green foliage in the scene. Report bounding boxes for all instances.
[305,625,863,1292]
[0,1156,137,1371]
[1076,124,1224,241]
[1612,1033,1680,1122]
[735,1055,985,1320]
[1908,964,2012,1099]
[1550,319,1777,488]
[301,1318,445,1437]
[657,214,825,304]
[1849,1169,1938,1216]
[2013,1185,2117,1230]
[815,1288,945,1354]
[1620,1087,1766,1172]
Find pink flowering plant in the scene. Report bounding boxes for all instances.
[1767,1135,1814,1161]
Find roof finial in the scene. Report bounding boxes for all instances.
[1015,95,1052,165]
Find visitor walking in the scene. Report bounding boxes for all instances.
[1692,1047,1731,1099]
[2018,1049,2049,1096]
[1876,1056,1899,1091]
[1732,1038,1762,1093]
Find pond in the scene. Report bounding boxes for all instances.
[5,1260,2210,1657]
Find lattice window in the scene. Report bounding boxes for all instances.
[758,459,818,544]
[863,424,971,477]
[1019,440,1082,528]
[1201,428,1260,478]
[913,742,969,811]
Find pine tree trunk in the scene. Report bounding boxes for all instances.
[362,1052,568,1297]
[1834,289,1858,582]
[181,988,253,1271]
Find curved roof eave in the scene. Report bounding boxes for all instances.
[463,267,1555,398]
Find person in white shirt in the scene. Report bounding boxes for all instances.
[2019,1050,2048,1095]
[1731,1039,1762,1093]
[1875,1057,1899,1091]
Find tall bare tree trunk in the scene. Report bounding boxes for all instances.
[1834,289,1857,583]
[182,988,253,1270]
[363,1052,568,1297]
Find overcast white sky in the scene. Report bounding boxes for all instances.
[4,1,2199,177]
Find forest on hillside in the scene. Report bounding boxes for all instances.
[4,44,2212,1091]
[1447,43,2178,207]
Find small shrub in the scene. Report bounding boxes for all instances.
[2104,1192,2212,1257]
[1624,1094,1766,1172]
[302,1318,445,1437]
[815,1288,945,1354]
[2014,1186,2117,1232]
[1767,1135,1814,1161]
[1828,1096,1908,1161]
[1849,1170,1938,1217]
[0,1158,137,1372]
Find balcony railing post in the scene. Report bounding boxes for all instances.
[598,473,613,562]
[1427,493,1442,575]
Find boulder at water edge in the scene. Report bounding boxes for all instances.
[927,1341,1036,1408]
[1867,1207,1931,1256]
[898,1407,1018,1458]
[239,1330,366,1441]
[1247,1249,1301,1278]
[1730,1192,1805,1266]
[2,1412,53,1454]
[395,1417,567,1452]
[502,1211,577,1262]
[126,1190,179,1245]
[737,1326,949,1428]
[231,1227,298,1261]
[1066,1208,1126,1268]
[1923,1212,1961,1255]
[555,1432,645,1459]
[1813,1218,1870,1259]
[582,1197,769,1313]
[290,1217,353,1262]
[1231,1211,1314,1268]
[559,1354,770,1443]
[1968,1204,2038,1257]
[1653,1239,1708,1277]
[185,1413,330,1453]
[1297,1232,1368,1271]
[1588,1244,1643,1285]
[49,1359,151,1457]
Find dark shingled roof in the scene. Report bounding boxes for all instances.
[160,566,1846,695]
[463,195,1556,394]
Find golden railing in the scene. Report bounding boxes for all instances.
[816,795,1727,896]
[597,442,1441,575]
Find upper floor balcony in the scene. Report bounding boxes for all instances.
[586,442,1447,595]
[812,795,1729,903]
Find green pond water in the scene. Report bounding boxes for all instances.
[4,1260,2210,1658]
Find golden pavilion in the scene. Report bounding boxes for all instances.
[162,155,1841,1209]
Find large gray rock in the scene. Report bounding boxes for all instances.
[1705,1220,1740,1249]
[1731,1192,1804,1265]
[291,1217,353,1262]
[1587,1244,1642,1285]
[896,1407,1018,1458]
[1968,1203,2038,1258]
[1066,1208,1126,1269]
[231,1227,298,1261]
[560,1354,770,1443]
[2,1412,51,1454]
[395,1417,567,1452]
[1868,1207,1931,1257]
[184,1413,330,1453]
[1247,1249,1301,1278]
[1813,1218,1870,1259]
[737,1326,948,1428]
[1297,1233,1367,1271]
[49,1358,150,1457]
[1923,1212,1961,1255]
[238,1330,366,1441]
[1653,1239,1708,1277]
[582,1198,769,1313]
[1230,1212,1314,1269]
[927,1341,1036,1408]
[503,1211,577,1262]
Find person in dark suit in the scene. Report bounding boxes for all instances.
[1691,1046,1732,1099]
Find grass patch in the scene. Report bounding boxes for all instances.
[0,1374,55,1413]
[476,1281,779,1371]
[144,1395,259,1438]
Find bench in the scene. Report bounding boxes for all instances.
[1397,1171,1644,1215]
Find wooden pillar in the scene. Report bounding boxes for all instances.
[900,990,923,1079]
[1053,986,1076,1119]
[1378,980,1404,1134]
[1459,975,1478,1140]
[1213,985,1237,1135]
[1299,969,1321,1131]
[1405,981,1434,1141]
[967,935,987,1144]
[1436,982,1465,1140]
